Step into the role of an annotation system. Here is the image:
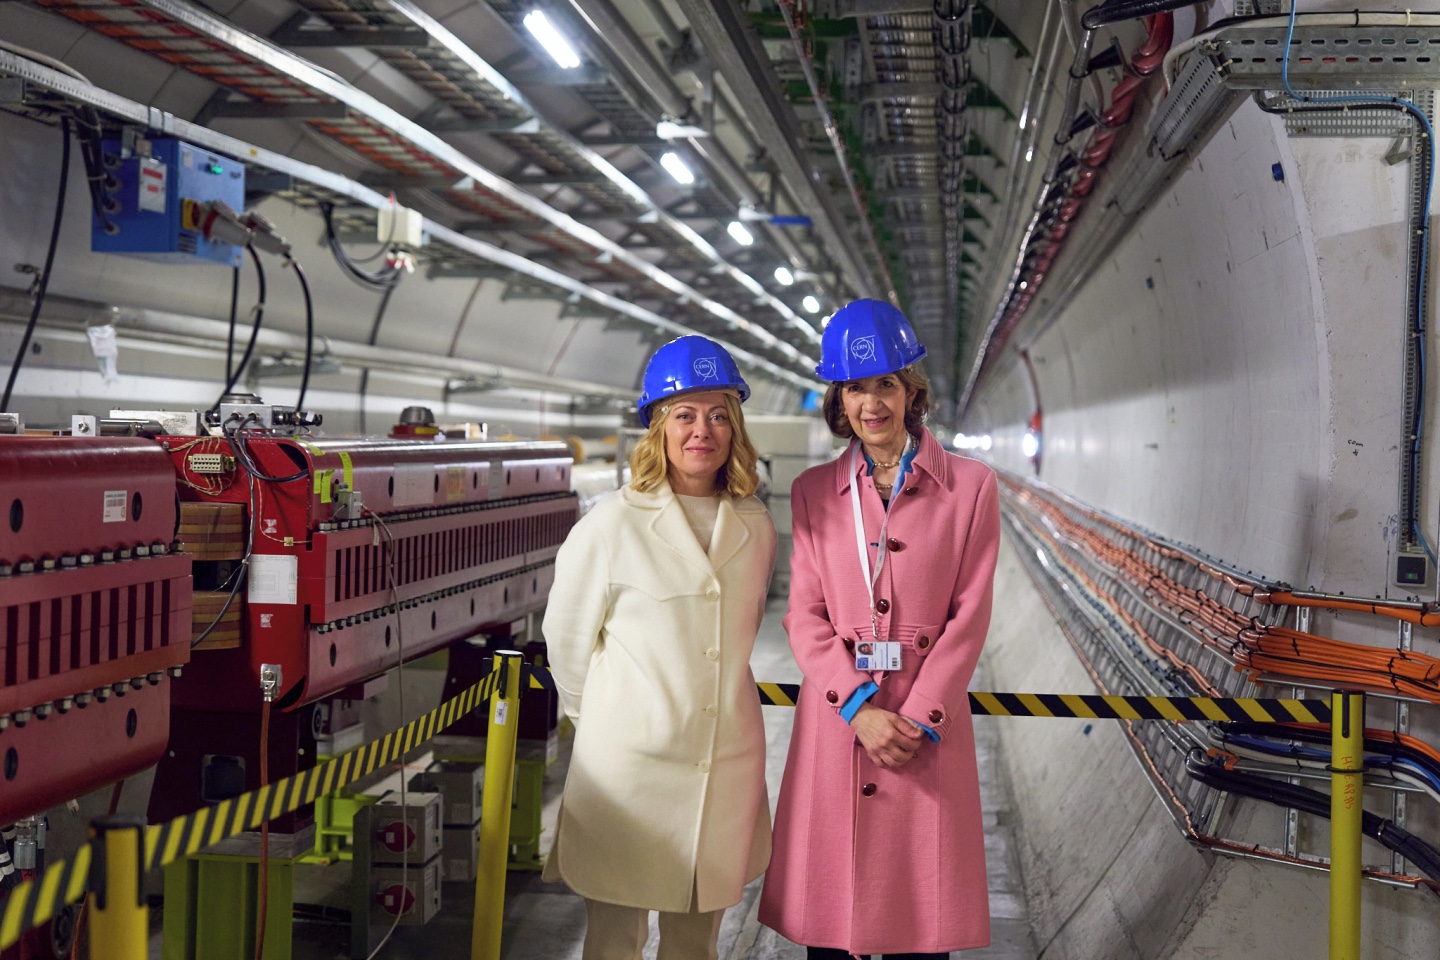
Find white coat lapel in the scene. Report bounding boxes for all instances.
[707,497,752,574]
[647,485,716,577]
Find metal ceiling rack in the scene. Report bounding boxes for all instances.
[30,0,820,371]
[0,47,823,392]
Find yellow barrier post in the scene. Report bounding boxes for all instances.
[1329,690,1365,960]
[89,816,148,960]
[472,651,524,960]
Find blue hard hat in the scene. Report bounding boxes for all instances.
[815,299,927,382]
[637,336,750,427]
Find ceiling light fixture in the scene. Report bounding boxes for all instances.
[774,266,794,286]
[802,295,820,314]
[727,221,754,246]
[523,10,581,69]
[659,151,695,185]
[656,120,710,139]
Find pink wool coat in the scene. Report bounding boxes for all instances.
[758,430,1000,955]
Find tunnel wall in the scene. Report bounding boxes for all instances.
[969,99,1440,955]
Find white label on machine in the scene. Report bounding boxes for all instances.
[138,158,166,214]
[249,554,298,605]
[488,460,505,499]
[102,490,127,523]
[393,462,435,507]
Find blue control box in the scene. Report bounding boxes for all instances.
[92,138,245,267]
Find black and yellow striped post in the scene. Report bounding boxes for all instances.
[1329,690,1365,960]
[88,816,147,960]
[472,651,523,960]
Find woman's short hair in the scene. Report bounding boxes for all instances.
[629,392,760,498]
[821,363,930,439]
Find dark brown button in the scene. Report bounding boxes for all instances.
[875,598,890,614]
[861,783,877,797]
[904,486,918,495]
[825,690,838,704]
[843,639,855,651]
[928,710,943,724]
[886,537,902,552]
[916,635,930,650]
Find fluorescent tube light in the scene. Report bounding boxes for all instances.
[659,151,695,185]
[523,10,581,69]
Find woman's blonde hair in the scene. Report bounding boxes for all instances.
[822,363,930,439]
[630,392,760,498]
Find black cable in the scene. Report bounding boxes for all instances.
[1185,753,1440,883]
[224,263,241,386]
[290,258,314,414]
[2,118,71,414]
[357,282,396,435]
[191,560,246,648]
[1080,0,1198,30]
[319,202,404,289]
[224,418,308,484]
[214,245,267,410]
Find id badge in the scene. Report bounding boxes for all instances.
[854,641,902,672]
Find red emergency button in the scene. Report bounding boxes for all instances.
[886,538,902,551]
[861,783,876,797]
[825,690,839,704]
[875,598,890,614]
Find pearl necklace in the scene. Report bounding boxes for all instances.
[867,434,914,471]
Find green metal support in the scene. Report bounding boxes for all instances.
[163,854,295,960]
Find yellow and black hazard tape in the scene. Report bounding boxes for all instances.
[0,666,1330,948]
[0,667,508,950]
[753,682,1333,723]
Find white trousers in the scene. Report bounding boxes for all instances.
[581,897,724,960]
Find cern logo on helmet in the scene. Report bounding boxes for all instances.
[693,357,720,380]
[849,335,877,361]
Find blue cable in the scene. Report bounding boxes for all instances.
[1283,5,1436,562]
[1225,731,1440,795]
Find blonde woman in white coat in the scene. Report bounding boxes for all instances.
[543,336,777,960]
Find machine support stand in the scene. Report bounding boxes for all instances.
[471,651,523,960]
[162,849,298,960]
[89,816,148,960]
[1329,690,1365,960]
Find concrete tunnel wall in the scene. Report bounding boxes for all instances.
[966,99,1440,955]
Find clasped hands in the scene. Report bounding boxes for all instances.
[850,702,927,768]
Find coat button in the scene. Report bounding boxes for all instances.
[929,709,943,724]
[698,761,711,773]
[904,486,918,495]
[705,648,719,661]
[861,783,876,797]
[875,598,890,614]
[705,588,720,601]
[825,690,839,704]
[704,705,717,716]
[886,537,902,552]
[917,635,930,650]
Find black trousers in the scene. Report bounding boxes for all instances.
[806,948,948,960]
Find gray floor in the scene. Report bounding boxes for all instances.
[274,599,1038,959]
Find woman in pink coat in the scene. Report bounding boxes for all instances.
[759,300,1000,958]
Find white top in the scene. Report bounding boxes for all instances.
[677,493,722,554]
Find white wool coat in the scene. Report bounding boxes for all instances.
[541,481,777,912]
